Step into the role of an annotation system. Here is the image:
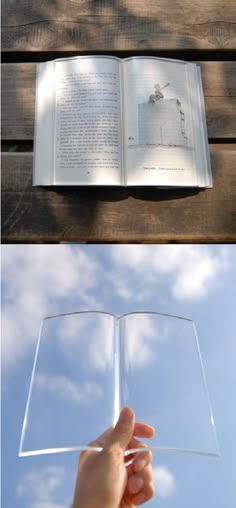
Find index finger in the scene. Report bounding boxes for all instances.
[133,422,155,439]
[87,420,155,450]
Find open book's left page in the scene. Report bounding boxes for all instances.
[33,57,123,185]
[19,312,117,456]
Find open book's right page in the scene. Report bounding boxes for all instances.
[123,57,211,187]
[119,313,219,456]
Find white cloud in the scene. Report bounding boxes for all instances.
[1,245,230,377]
[172,249,226,299]
[16,466,66,504]
[153,466,176,499]
[109,245,229,301]
[17,463,176,506]
[120,313,173,370]
[122,314,158,369]
[34,373,104,405]
[57,312,115,373]
[1,245,102,370]
[87,317,115,372]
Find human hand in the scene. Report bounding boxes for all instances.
[72,406,155,508]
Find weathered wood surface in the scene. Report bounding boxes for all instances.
[2,62,236,140]
[1,1,236,242]
[2,0,236,51]
[2,149,236,242]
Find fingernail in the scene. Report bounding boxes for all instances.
[119,407,133,423]
[134,459,146,472]
[150,425,156,435]
[131,476,144,493]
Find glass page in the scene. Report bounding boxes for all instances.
[123,57,199,186]
[119,312,220,456]
[19,312,116,456]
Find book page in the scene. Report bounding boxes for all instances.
[33,61,55,185]
[123,58,199,186]
[54,57,122,185]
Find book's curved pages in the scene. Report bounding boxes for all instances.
[33,56,212,188]
[19,312,220,458]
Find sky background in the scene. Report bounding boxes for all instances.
[1,244,236,508]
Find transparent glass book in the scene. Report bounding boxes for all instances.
[19,312,220,458]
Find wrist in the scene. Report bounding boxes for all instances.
[73,503,108,508]
[72,498,112,508]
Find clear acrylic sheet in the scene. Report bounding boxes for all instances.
[19,312,220,458]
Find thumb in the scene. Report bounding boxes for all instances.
[107,407,135,451]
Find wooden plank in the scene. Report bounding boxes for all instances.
[2,149,236,242]
[200,61,236,97]
[2,0,236,51]
[2,62,236,140]
[2,0,236,23]
[1,64,36,140]
[206,100,236,138]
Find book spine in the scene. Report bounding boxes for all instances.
[113,316,121,425]
[120,62,126,185]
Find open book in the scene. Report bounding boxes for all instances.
[19,312,219,458]
[33,56,212,188]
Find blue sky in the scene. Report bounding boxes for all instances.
[1,244,236,508]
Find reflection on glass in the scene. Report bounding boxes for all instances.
[19,312,220,457]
